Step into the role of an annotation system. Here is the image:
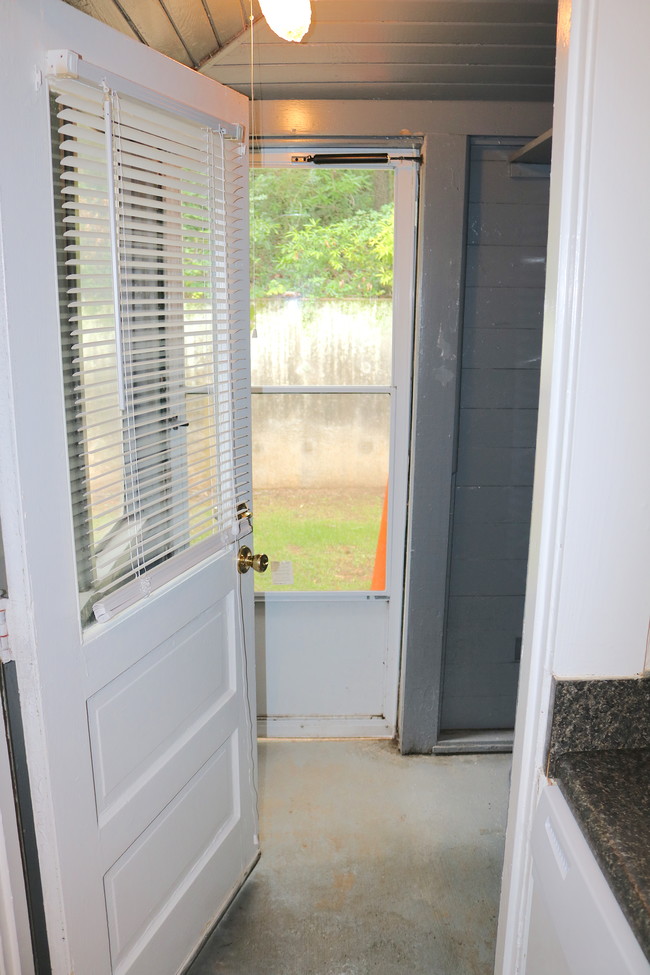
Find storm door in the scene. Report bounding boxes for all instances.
[250,148,419,737]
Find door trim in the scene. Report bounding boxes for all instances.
[399,134,470,753]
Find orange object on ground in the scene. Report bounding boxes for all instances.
[371,483,389,590]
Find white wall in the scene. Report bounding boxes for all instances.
[549,0,650,678]
[496,0,650,971]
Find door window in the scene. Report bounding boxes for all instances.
[51,81,250,623]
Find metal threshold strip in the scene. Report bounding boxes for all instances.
[432,729,514,755]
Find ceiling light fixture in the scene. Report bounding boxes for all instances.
[259,0,312,42]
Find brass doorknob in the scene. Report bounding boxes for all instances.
[237,546,269,574]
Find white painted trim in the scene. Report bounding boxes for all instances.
[257,716,393,739]
[495,1,599,972]
[384,161,418,729]
[0,17,70,963]
[46,50,242,139]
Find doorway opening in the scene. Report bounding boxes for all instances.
[250,146,419,740]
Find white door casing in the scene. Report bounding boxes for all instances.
[0,3,256,973]
[496,0,650,972]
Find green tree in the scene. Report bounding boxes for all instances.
[250,168,394,300]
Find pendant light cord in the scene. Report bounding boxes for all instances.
[249,1,259,335]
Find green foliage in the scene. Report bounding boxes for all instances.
[252,488,384,591]
[250,168,394,301]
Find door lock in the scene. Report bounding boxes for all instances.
[237,546,269,574]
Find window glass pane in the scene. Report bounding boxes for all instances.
[252,393,390,592]
[251,298,391,386]
[250,168,394,386]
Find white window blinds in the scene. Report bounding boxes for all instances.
[51,78,250,623]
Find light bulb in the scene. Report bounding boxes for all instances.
[259,0,312,43]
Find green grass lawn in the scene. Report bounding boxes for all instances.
[252,487,384,591]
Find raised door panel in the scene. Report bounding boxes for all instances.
[104,736,242,975]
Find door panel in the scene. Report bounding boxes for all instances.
[89,606,234,812]
[104,735,240,975]
[88,559,240,867]
[0,3,256,972]
[256,597,390,735]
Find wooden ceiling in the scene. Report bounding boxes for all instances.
[63,0,558,101]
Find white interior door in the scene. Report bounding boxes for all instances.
[0,3,256,973]
[251,149,419,738]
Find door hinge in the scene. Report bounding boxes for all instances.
[0,603,12,664]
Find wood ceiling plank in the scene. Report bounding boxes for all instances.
[312,0,558,26]
[212,62,555,86]
[214,80,554,101]
[294,22,557,46]
[225,41,556,67]
[115,0,194,64]
[61,0,139,39]
[159,0,219,63]
[208,21,558,71]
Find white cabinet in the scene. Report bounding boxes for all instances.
[526,784,649,975]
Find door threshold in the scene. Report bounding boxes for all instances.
[258,716,394,739]
[432,729,514,755]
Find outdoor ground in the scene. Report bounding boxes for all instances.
[252,487,385,591]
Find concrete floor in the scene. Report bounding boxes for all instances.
[188,740,511,975]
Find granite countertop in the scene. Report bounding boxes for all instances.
[552,747,650,963]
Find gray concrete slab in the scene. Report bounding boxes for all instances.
[187,740,510,975]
